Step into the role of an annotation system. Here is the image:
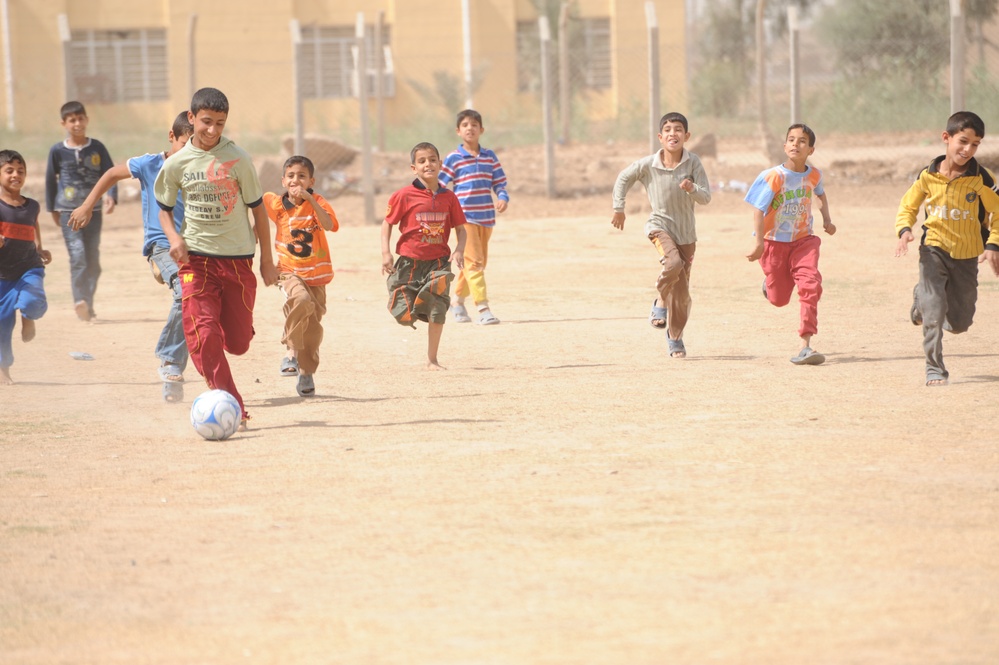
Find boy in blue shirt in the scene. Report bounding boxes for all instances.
[69,112,193,401]
[45,101,117,322]
[439,109,509,325]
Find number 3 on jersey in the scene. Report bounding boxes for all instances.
[287,228,314,257]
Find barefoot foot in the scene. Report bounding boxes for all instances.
[0,366,12,385]
[20,316,35,342]
[426,360,446,371]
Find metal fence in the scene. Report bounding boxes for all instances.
[5,0,999,210]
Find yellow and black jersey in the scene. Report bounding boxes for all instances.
[895,156,999,259]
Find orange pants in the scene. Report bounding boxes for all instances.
[453,224,492,306]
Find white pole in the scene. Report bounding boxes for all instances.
[1,0,15,130]
[289,19,303,157]
[539,16,555,198]
[645,2,659,155]
[788,5,800,125]
[950,0,965,113]
[57,14,72,101]
[462,0,473,108]
[356,13,375,223]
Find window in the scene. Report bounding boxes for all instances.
[299,24,395,99]
[577,18,611,90]
[68,29,169,103]
[516,17,612,93]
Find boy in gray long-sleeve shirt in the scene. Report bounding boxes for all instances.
[611,112,711,358]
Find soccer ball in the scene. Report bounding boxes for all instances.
[190,389,241,440]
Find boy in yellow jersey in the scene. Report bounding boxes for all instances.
[895,111,999,386]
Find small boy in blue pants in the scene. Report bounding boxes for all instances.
[0,150,52,385]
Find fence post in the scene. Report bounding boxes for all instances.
[2,0,14,130]
[950,0,965,113]
[289,19,304,157]
[57,14,72,100]
[645,2,659,155]
[356,13,376,223]
[558,1,571,144]
[462,0,473,108]
[787,5,800,125]
[188,14,198,98]
[539,16,556,198]
[375,11,385,152]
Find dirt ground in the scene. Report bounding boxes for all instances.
[2,142,999,664]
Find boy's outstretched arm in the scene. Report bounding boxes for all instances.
[380,220,395,275]
[452,225,466,271]
[159,208,188,265]
[251,203,278,286]
[746,209,766,261]
[69,163,132,230]
[818,192,836,235]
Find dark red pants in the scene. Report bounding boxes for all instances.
[180,256,257,418]
[760,235,822,338]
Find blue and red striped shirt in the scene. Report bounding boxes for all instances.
[439,145,509,227]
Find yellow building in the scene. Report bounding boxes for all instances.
[0,0,686,143]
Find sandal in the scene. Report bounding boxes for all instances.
[649,299,667,329]
[667,332,686,358]
[162,381,184,403]
[280,356,299,377]
[477,311,500,325]
[158,363,184,383]
[450,303,472,323]
[297,373,315,397]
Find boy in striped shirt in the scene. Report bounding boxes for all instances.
[895,111,999,386]
[439,109,509,325]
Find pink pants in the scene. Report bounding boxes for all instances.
[760,235,822,338]
[180,256,257,419]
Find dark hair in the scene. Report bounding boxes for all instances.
[659,112,688,133]
[190,87,229,115]
[456,109,483,128]
[946,111,985,138]
[172,111,193,138]
[786,123,817,147]
[283,155,315,178]
[410,142,440,163]
[0,149,25,169]
[60,101,86,120]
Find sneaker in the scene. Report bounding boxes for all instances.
[790,347,825,365]
[450,303,472,323]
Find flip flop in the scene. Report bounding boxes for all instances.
[158,363,184,383]
[649,299,667,329]
[162,381,184,403]
[280,356,299,376]
[477,311,500,325]
[790,347,825,365]
[297,373,315,397]
[666,332,686,358]
[450,303,472,323]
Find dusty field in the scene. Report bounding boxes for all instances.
[2,147,999,664]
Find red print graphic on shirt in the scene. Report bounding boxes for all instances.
[417,211,447,245]
[207,158,241,216]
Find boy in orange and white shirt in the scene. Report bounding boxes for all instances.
[263,156,339,397]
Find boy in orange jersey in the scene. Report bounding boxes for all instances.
[263,155,339,397]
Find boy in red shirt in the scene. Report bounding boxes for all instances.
[381,142,467,370]
[263,155,339,397]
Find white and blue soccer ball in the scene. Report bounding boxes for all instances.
[190,389,241,441]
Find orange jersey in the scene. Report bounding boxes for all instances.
[264,191,339,285]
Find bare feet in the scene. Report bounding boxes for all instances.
[20,316,35,342]
[74,301,91,322]
[426,360,446,371]
[0,366,12,385]
[926,378,948,387]
[238,418,249,432]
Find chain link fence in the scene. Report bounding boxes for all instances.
[3,0,998,209]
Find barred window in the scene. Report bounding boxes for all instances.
[516,17,612,93]
[299,24,395,99]
[68,29,169,103]
[577,18,611,90]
